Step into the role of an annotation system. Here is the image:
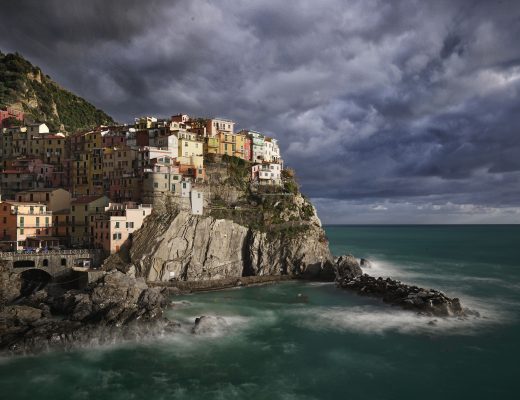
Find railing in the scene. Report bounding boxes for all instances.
[0,249,102,257]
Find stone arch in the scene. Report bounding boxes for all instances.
[20,268,52,296]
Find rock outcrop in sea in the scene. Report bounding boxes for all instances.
[334,256,466,316]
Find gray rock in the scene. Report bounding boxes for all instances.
[360,258,372,268]
[128,210,334,282]
[0,262,22,305]
[192,315,229,335]
[334,254,363,280]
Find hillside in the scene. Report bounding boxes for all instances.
[0,51,115,132]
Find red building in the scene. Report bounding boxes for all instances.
[0,107,24,127]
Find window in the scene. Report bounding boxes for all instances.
[115,222,119,228]
[61,258,67,266]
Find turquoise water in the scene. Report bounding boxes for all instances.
[1,225,518,399]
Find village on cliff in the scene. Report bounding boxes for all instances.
[0,110,284,254]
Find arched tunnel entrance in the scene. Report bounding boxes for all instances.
[20,269,52,297]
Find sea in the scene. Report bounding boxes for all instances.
[0,225,518,399]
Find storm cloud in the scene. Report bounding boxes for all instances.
[1,0,519,223]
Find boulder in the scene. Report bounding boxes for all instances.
[192,315,229,335]
[334,254,363,280]
[360,258,372,268]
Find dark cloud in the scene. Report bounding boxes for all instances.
[1,0,520,223]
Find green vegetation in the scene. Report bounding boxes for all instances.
[207,159,314,240]
[221,154,251,191]
[0,51,115,132]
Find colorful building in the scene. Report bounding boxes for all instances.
[70,195,110,246]
[15,188,71,212]
[205,118,235,137]
[93,203,153,254]
[0,200,53,250]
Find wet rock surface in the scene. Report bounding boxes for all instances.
[0,264,177,355]
[334,254,363,280]
[192,315,229,335]
[337,270,466,316]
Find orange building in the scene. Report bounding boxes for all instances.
[0,200,53,250]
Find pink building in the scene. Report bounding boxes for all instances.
[93,203,153,254]
[102,132,126,148]
[0,107,24,127]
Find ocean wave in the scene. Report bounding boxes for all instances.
[286,304,510,336]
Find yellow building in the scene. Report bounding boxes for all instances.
[52,209,71,241]
[204,137,219,155]
[70,195,110,246]
[218,132,235,157]
[135,116,157,130]
[42,134,66,165]
[178,133,204,167]
[15,188,71,212]
[208,132,251,160]
[71,152,91,196]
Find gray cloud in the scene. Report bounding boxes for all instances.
[1,0,519,223]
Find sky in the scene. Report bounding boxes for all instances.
[1,0,519,224]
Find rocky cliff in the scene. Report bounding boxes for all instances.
[127,201,333,283]
[104,158,335,283]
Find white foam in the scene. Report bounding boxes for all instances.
[287,304,510,336]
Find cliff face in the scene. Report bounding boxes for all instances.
[128,198,333,282]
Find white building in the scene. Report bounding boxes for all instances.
[251,163,282,184]
[206,118,235,137]
[191,189,203,215]
[181,180,192,198]
[27,123,49,136]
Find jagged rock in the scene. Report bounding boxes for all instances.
[0,262,22,305]
[0,268,171,354]
[360,258,372,268]
[334,254,363,280]
[129,210,333,282]
[0,305,42,325]
[337,273,466,317]
[192,315,229,335]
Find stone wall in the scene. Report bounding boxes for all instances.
[0,249,104,277]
